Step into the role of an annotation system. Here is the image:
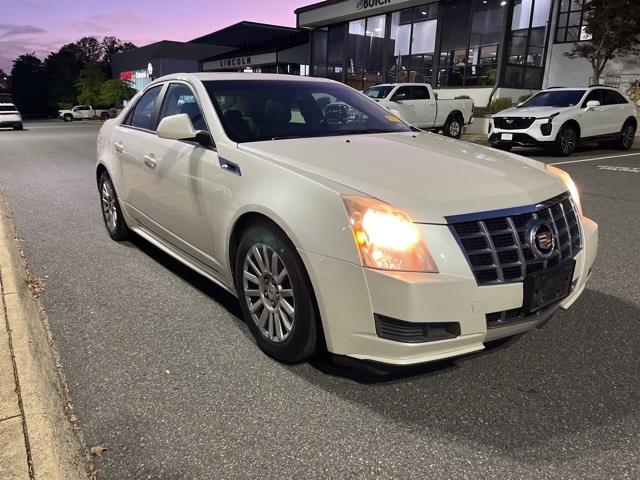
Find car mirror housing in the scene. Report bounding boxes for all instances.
[585,100,600,109]
[157,113,198,141]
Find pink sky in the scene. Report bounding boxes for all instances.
[0,0,313,73]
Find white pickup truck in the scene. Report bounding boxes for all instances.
[58,105,114,122]
[364,83,473,138]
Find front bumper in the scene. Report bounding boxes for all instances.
[488,118,560,147]
[300,217,598,366]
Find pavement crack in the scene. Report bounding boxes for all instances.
[1,273,35,479]
[0,414,22,423]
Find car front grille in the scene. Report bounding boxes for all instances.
[493,117,536,130]
[449,193,582,286]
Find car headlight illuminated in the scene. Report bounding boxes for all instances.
[342,195,438,273]
[546,164,582,215]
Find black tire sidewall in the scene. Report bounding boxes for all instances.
[619,122,636,150]
[445,115,463,138]
[99,172,129,241]
[235,222,318,364]
[555,125,577,156]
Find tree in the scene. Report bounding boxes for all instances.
[44,45,84,108]
[76,63,107,105]
[100,37,137,76]
[99,79,136,107]
[565,0,640,85]
[10,54,48,115]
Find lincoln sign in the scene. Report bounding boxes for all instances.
[219,57,252,68]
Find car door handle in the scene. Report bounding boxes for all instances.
[219,158,241,176]
[143,154,157,169]
[114,142,124,153]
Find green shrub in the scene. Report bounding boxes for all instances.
[489,97,513,113]
[454,95,472,99]
[58,102,73,111]
[518,92,534,103]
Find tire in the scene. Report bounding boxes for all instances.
[554,124,578,156]
[443,113,464,139]
[235,222,319,364]
[494,144,512,152]
[63,114,73,122]
[99,172,130,241]
[13,124,23,131]
[617,121,636,151]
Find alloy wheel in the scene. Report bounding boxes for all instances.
[449,121,461,138]
[242,244,295,343]
[101,181,118,233]
[561,128,577,155]
[622,124,635,149]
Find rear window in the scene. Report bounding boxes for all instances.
[0,105,17,112]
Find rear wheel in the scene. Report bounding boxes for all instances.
[99,172,129,241]
[235,222,319,364]
[443,113,464,139]
[13,124,23,131]
[617,121,636,150]
[554,124,578,156]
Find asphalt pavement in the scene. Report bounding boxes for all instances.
[0,120,639,479]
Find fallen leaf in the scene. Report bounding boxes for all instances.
[90,445,108,457]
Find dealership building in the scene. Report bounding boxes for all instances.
[113,1,638,106]
[296,0,638,106]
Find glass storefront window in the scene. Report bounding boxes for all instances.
[312,28,327,77]
[408,5,437,83]
[555,0,591,43]
[347,19,366,89]
[364,15,386,89]
[327,25,345,81]
[388,8,413,83]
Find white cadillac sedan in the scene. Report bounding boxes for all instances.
[97,73,598,365]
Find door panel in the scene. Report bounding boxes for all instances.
[578,90,607,137]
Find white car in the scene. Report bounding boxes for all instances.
[59,105,113,122]
[96,73,598,366]
[363,83,474,138]
[489,86,637,156]
[0,103,23,130]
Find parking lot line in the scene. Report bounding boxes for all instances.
[551,152,640,166]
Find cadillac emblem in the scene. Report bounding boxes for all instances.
[527,220,556,259]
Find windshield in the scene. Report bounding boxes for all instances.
[204,80,410,143]
[0,105,17,112]
[520,90,586,108]
[363,86,394,99]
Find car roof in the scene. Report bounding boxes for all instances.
[149,72,337,87]
[542,86,621,92]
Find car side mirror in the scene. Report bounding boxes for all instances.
[157,114,215,149]
[585,100,600,110]
[391,93,407,102]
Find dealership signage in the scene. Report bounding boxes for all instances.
[120,69,148,80]
[219,57,252,68]
[356,0,392,10]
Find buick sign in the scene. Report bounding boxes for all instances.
[357,0,392,10]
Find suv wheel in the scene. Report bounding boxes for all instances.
[443,114,464,139]
[235,222,319,364]
[99,172,129,241]
[617,121,636,151]
[555,124,578,156]
[63,114,73,122]
[13,123,23,131]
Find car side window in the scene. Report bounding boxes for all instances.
[158,83,207,131]
[392,86,410,101]
[582,89,602,108]
[127,86,162,131]
[603,90,628,105]
[410,86,430,100]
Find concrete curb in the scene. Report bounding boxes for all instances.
[0,186,88,479]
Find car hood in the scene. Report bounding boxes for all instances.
[239,132,566,224]
[494,106,563,118]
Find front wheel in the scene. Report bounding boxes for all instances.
[443,114,464,139]
[13,124,23,131]
[235,222,320,364]
[63,114,73,122]
[99,172,130,241]
[617,121,636,150]
[554,124,578,156]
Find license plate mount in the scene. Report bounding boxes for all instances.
[523,259,576,314]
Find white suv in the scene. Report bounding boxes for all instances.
[489,87,637,156]
[0,103,23,130]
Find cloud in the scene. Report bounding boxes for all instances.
[0,24,47,39]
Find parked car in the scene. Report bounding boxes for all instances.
[58,105,114,122]
[363,83,474,138]
[0,103,23,130]
[489,86,637,156]
[97,73,598,366]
